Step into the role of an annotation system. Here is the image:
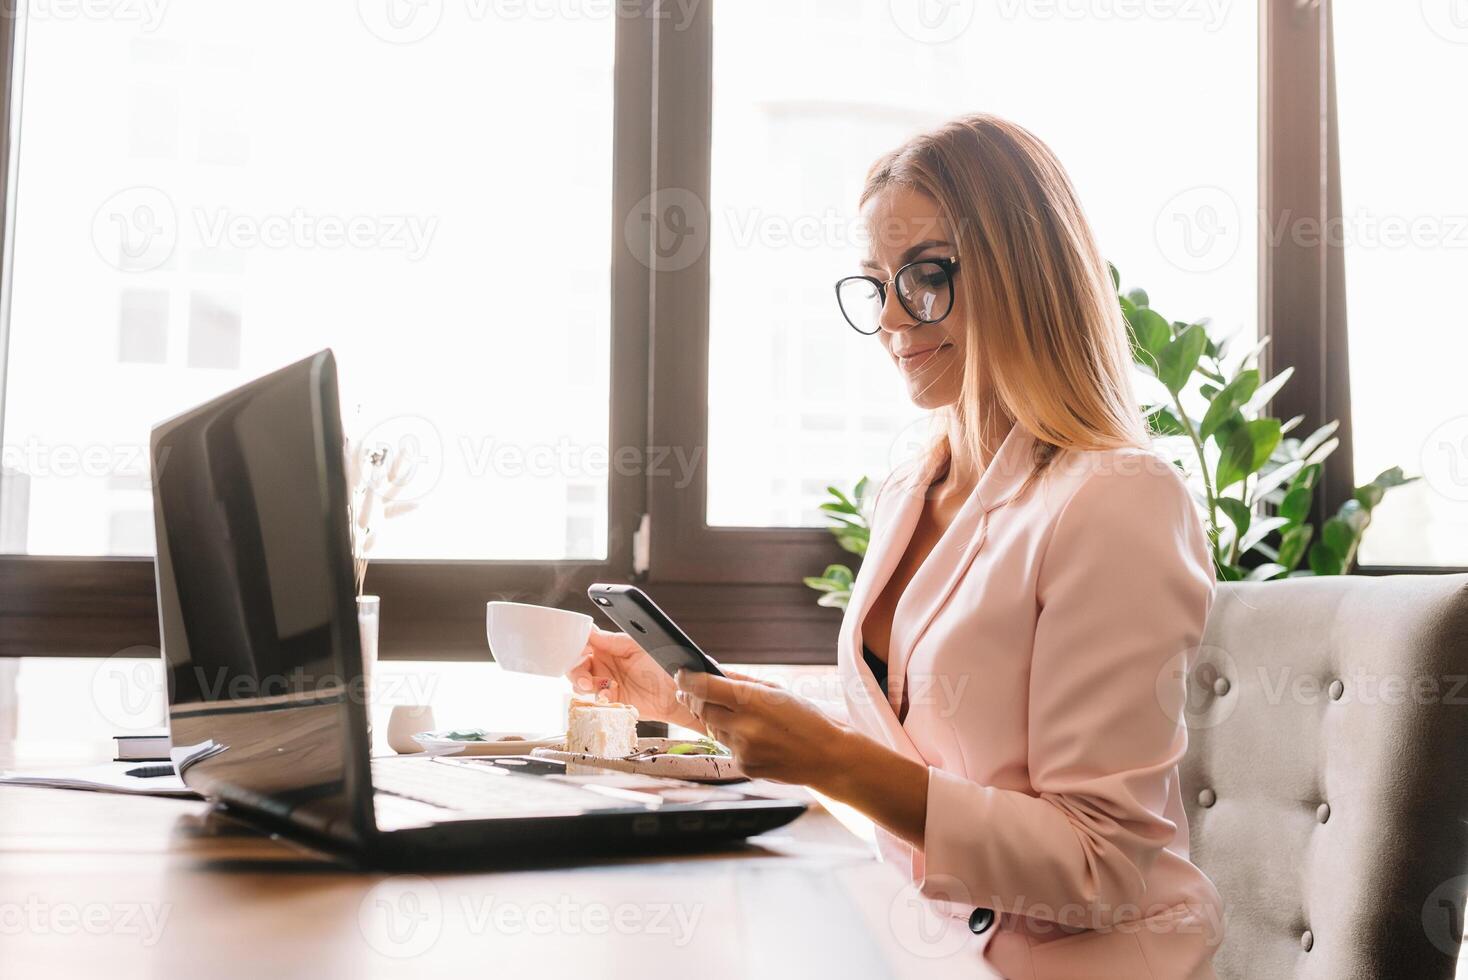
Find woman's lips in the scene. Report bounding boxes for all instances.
[895,341,954,368]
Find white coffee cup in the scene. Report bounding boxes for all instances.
[485,601,593,677]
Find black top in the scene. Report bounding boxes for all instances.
[862,644,889,698]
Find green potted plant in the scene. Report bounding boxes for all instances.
[1113,265,1412,581]
[803,270,1414,607]
[802,479,870,610]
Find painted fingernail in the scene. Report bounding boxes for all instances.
[675,690,688,706]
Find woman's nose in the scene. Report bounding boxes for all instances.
[877,284,913,335]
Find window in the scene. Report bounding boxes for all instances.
[1334,3,1468,567]
[705,0,1258,528]
[1,2,616,560]
[3,1,1452,664]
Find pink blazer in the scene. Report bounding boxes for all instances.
[840,425,1224,979]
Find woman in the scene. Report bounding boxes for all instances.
[569,114,1222,979]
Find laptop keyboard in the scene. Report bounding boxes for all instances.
[371,757,640,817]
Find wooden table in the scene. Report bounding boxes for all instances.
[0,753,998,979]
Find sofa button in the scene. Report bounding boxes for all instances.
[968,907,995,934]
[1213,676,1231,696]
[1301,929,1314,951]
[1317,802,1331,824]
[1198,788,1216,808]
[1328,679,1344,701]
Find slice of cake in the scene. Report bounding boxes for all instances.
[566,693,639,758]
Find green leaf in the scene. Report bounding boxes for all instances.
[1277,523,1313,572]
[1216,419,1283,491]
[1297,421,1340,461]
[1200,369,1260,439]
[1212,413,1243,451]
[821,564,854,587]
[1216,563,1245,582]
[1303,436,1340,467]
[1156,323,1208,395]
[1251,459,1304,502]
[816,591,850,609]
[1125,306,1172,368]
[1126,287,1150,309]
[1241,366,1294,415]
[1217,498,1251,537]
[833,527,869,556]
[1237,335,1271,367]
[1325,500,1368,568]
[1370,465,1413,489]
[822,487,860,513]
[1353,466,1415,511]
[1109,263,1121,291]
[1279,484,1313,524]
[1339,498,1369,530]
[1288,462,1321,493]
[1245,562,1287,582]
[1209,323,1239,361]
[1145,405,1188,436]
[1355,484,1384,511]
[1239,516,1291,555]
[1320,518,1355,561]
[1308,540,1345,576]
[803,576,842,592]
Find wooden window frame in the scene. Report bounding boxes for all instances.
[0,10,657,659]
[0,4,844,663]
[1260,0,1355,538]
[1263,0,1464,575]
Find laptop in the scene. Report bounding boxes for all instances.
[149,349,805,866]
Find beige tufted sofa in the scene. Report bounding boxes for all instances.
[1181,575,1468,979]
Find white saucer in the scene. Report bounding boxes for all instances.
[410,730,565,756]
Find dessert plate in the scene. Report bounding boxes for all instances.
[410,730,565,756]
[532,737,746,783]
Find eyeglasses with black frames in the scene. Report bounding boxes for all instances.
[834,256,959,336]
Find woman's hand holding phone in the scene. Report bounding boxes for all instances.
[566,626,708,733]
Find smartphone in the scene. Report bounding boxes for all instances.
[586,583,726,679]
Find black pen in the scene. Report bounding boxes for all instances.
[125,764,174,778]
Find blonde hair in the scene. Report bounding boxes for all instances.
[862,114,1145,479]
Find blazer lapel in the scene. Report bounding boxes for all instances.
[884,426,1038,717]
[838,463,929,754]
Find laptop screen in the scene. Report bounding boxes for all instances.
[150,350,372,845]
